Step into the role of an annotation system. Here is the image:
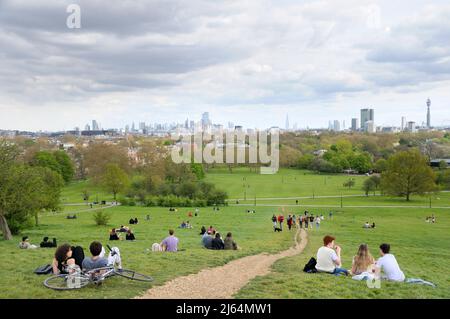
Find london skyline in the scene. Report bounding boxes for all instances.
[1,0,450,131]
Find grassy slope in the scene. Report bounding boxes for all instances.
[0,205,294,299]
[1,168,449,298]
[235,207,450,299]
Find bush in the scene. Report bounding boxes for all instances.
[93,210,111,226]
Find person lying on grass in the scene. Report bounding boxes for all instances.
[19,236,38,249]
[315,235,349,276]
[375,243,405,282]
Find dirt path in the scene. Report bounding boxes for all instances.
[136,228,308,299]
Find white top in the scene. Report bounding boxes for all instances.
[376,254,405,282]
[316,246,338,273]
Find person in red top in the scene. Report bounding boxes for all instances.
[287,215,293,230]
[188,212,193,217]
[277,214,284,230]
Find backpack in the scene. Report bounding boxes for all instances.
[303,257,317,273]
[34,264,53,275]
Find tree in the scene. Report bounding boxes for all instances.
[343,179,355,189]
[439,160,448,170]
[436,170,450,190]
[374,158,388,173]
[381,149,436,201]
[101,163,130,200]
[348,153,372,173]
[31,151,61,174]
[362,178,376,196]
[53,150,74,183]
[191,163,205,180]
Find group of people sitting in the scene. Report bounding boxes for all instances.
[66,214,77,219]
[314,235,405,282]
[129,217,139,225]
[363,222,376,229]
[425,215,436,223]
[200,226,238,250]
[51,241,122,275]
[246,209,256,214]
[19,236,58,249]
[109,226,135,241]
[179,221,193,229]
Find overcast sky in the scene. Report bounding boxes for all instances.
[1,0,450,131]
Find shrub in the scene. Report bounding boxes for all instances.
[93,210,111,226]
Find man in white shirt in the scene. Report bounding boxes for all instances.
[376,243,405,282]
[315,235,348,276]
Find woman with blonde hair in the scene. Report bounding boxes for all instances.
[351,244,375,276]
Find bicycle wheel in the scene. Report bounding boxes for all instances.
[43,274,90,290]
[114,269,154,282]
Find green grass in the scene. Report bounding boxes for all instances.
[1,168,449,299]
[235,207,450,299]
[205,168,368,199]
[0,205,294,299]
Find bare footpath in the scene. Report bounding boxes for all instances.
[136,228,308,299]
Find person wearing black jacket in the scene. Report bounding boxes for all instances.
[40,237,57,248]
[211,233,224,250]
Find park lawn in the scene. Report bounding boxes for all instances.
[0,205,295,299]
[205,168,368,199]
[235,206,450,299]
[232,192,450,208]
[60,180,114,204]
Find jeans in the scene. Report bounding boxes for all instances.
[332,267,348,276]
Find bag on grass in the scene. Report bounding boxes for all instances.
[34,264,53,275]
[303,257,317,273]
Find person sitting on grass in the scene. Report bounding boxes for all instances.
[118,225,129,232]
[125,229,136,241]
[129,218,135,225]
[315,235,348,276]
[82,241,108,271]
[375,243,405,282]
[179,221,187,229]
[202,230,214,249]
[211,232,225,250]
[363,222,370,229]
[134,217,138,224]
[109,228,120,241]
[351,244,375,276]
[200,226,207,235]
[186,221,193,229]
[19,236,38,249]
[208,225,216,234]
[52,244,84,275]
[371,222,376,229]
[161,229,179,252]
[224,232,238,250]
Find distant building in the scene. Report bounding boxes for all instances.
[407,121,417,133]
[427,98,431,128]
[401,117,406,131]
[361,108,374,131]
[333,120,340,131]
[285,114,289,130]
[92,120,99,131]
[351,118,359,131]
[364,121,375,133]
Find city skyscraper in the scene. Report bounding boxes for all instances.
[361,108,374,131]
[351,118,359,131]
[201,112,210,128]
[92,120,99,130]
[427,98,431,128]
[401,116,406,131]
[333,120,340,131]
[285,114,289,130]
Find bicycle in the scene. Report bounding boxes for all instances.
[43,245,153,290]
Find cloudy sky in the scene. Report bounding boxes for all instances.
[1,0,450,131]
